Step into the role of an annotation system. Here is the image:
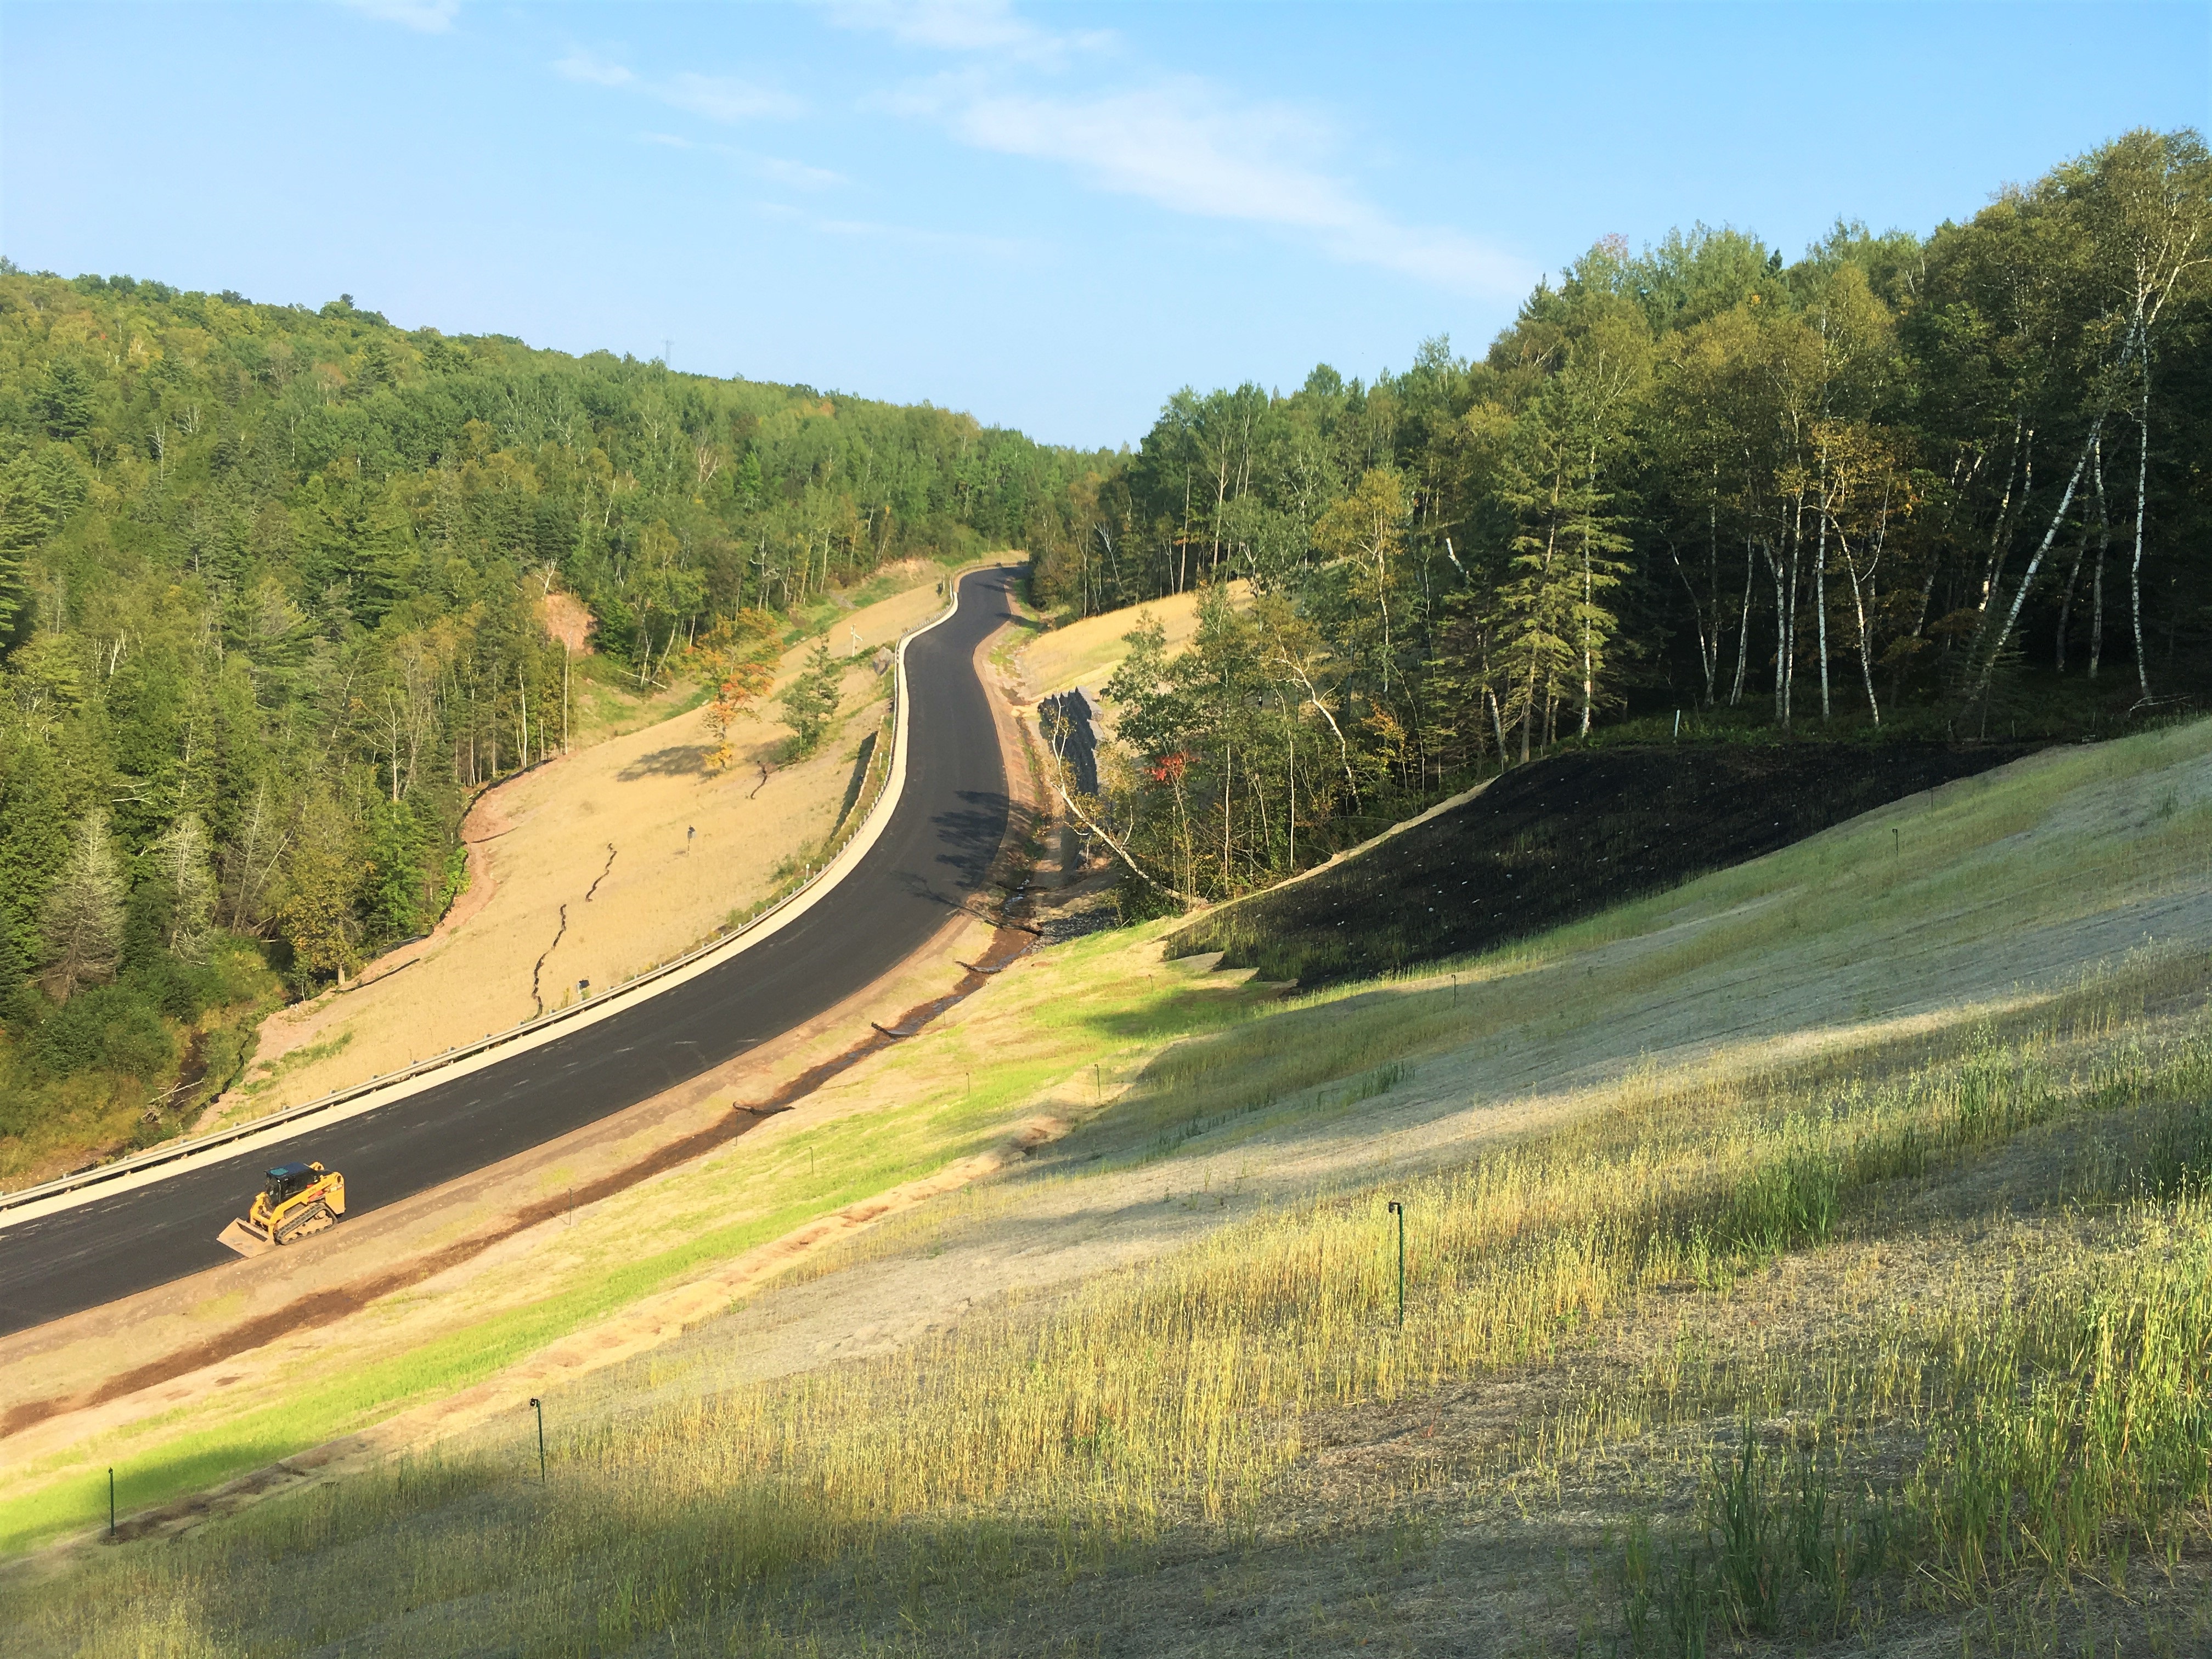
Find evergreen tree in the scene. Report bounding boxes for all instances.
[41,811,126,1001]
[35,357,94,439]
[777,641,844,758]
[279,799,364,988]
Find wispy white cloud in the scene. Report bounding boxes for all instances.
[753,199,1029,258]
[555,49,804,122]
[755,155,848,191]
[554,47,634,88]
[811,216,1026,256]
[636,133,847,191]
[340,0,459,33]
[848,2,1526,297]
[830,0,1109,65]
[898,76,1528,298]
[661,72,807,123]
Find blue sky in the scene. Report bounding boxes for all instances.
[3,1,2205,447]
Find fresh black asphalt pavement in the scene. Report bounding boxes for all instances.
[0,568,1017,1338]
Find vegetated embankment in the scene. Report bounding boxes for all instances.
[1173,741,2035,985]
[6,719,2210,1656]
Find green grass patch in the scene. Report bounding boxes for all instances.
[0,916,1261,1558]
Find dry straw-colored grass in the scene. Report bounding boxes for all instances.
[1017,584,1247,701]
[13,964,2209,1656]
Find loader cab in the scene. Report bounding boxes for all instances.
[264,1163,316,1205]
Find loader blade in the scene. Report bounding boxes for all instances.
[217,1218,273,1259]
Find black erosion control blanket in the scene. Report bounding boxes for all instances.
[1172,742,2036,988]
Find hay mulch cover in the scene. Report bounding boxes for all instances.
[1176,743,2036,986]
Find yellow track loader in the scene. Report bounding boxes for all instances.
[216,1161,346,1258]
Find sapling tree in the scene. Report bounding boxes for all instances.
[777,640,844,759]
[697,609,783,772]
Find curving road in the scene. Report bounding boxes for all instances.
[0,568,1017,1339]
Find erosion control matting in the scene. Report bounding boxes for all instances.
[1171,742,2037,986]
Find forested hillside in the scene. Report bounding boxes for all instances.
[0,271,1101,1169]
[1032,129,2210,909]
[2,126,2203,1173]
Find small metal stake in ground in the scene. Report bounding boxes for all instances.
[108,1467,115,1538]
[529,1397,546,1483]
[1387,1201,1406,1328]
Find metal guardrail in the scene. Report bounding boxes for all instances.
[0,565,1002,1223]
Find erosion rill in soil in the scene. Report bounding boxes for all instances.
[1171,742,2036,986]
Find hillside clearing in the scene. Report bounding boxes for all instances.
[196,578,953,1124]
[1018,584,1247,702]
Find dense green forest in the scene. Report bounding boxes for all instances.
[0,270,1102,1166]
[2,125,2203,1172]
[1032,129,2210,910]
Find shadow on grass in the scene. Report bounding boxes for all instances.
[617,743,713,781]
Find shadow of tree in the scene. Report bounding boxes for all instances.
[618,745,713,781]
[932,789,1009,886]
[830,732,879,836]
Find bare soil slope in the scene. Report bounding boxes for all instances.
[207,580,949,1121]
[1018,583,1248,701]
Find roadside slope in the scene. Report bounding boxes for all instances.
[1017,584,1248,702]
[7,718,2210,1654]
[209,578,951,1121]
[0,567,1016,1342]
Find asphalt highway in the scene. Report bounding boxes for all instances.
[0,568,1017,1338]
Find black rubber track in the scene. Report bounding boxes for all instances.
[0,569,1017,1338]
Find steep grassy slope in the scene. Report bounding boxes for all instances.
[6,719,2210,1656]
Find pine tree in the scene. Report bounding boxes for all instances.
[35,357,95,439]
[0,734,69,973]
[777,640,844,758]
[41,810,125,1001]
